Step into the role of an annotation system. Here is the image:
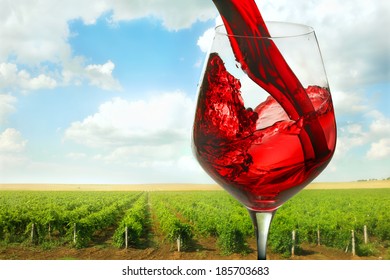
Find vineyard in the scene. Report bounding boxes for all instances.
[0,188,389,259]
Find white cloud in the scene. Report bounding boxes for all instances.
[0,94,17,124]
[333,123,367,159]
[84,60,121,91]
[197,27,215,53]
[0,60,121,92]
[369,116,390,136]
[0,0,215,64]
[60,58,122,90]
[66,152,87,160]
[323,114,390,181]
[0,62,57,91]
[24,74,57,90]
[65,91,195,149]
[0,128,29,172]
[0,128,27,153]
[365,112,390,160]
[346,123,364,135]
[331,90,369,116]
[332,111,390,163]
[0,127,29,177]
[99,144,181,164]
[366,139,390,160]
[0,0,110,64]
[110,0,216,31]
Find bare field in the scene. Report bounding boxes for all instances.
[0,180,389,191]
[307,180,390,189]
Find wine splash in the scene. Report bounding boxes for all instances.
[212,0,330,161]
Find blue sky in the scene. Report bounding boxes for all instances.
[0,0,389,184]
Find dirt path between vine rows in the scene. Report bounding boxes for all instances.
[0,239,385,260]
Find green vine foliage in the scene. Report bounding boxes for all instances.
[113,193,149,248]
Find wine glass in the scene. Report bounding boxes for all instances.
[192,21,336,259]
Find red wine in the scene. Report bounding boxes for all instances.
[193,1,336,211]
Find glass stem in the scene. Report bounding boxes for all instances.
[248,210,276,260]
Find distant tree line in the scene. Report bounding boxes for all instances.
[357,177,390,182]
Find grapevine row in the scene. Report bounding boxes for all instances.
[153,191,253,254]
[270,189,390,255]
[71,193,141,248]
[112,192,149,248]
[149,193,193,250]
[0,191,142,245]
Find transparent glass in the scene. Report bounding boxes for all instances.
[192,22,336,259]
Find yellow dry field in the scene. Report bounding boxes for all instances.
[307,180,390,189]
[0,183,222,191]
[0,180,389,191]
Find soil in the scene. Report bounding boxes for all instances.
[0,238,385,260]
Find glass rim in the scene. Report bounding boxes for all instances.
[215,21,315,39]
